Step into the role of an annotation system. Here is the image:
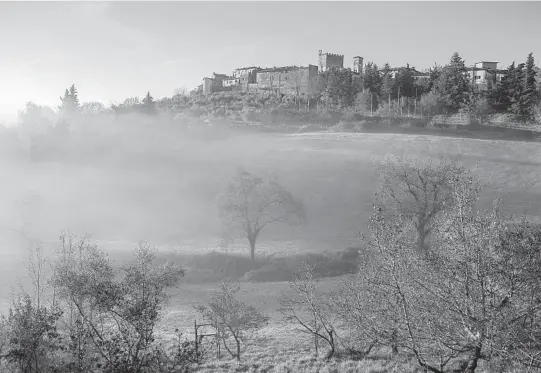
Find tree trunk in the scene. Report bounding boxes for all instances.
[249,237,256,263]
[391,329,399,358]
[463,345,481,373]
[325,330,335,360]
[235,336,241,361]
[418,225,426,252]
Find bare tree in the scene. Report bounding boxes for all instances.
[218,168,306,262]
[195,279,269,361]
[278,262,338,359]
[376,153,479,253]
[359,160,541,373]
[80,101,106,116]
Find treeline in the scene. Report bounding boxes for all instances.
[316,52,541,121]
[15,52,541,131]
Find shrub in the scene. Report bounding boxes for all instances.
[241,109,258,123]
[242,262,294,282]
[298,123,326,133]
[187,107,207,118]
[0,296,63,373]
[196,279,269,361]
[340,109,361,122]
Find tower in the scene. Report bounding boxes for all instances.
[353,56,364,75]
[318,50,324,73]
[318,50,344,72]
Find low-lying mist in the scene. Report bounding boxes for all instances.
[1,111,541,311]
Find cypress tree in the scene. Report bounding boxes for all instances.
[509,63,526,116]
[521,53,538,118]
[380,63,395,100]
[434,53,471,113]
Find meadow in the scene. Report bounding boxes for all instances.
[1,122,540,371]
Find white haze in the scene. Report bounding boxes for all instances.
[1,111,540,312]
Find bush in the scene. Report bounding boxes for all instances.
[329,121,364,133]
[186,107,207,118]
[339,247,361,262]
[242,262,294,282]
[298,123,327,133]
[196,279,269,361]
[241,109,258,123]
[181,252,259,281]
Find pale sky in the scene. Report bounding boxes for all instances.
[1,1,540,122]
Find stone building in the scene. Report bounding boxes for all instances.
[232,66,260,90]
[255,65,319,95]
[318,50,344,72]
[467,61,504,90]
[202,72,231,94]
[353,56,364,75]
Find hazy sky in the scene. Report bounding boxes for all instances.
[1,1,540,122]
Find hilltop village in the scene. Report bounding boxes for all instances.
[197,50,509,95]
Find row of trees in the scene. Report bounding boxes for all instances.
[58,85,158,117]
[317,52,540,121]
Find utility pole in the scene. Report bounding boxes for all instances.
[370,92,373,116]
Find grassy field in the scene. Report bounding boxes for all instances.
[1,128,540,370]
[1,129,540,287]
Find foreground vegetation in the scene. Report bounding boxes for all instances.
[1,155,540,373]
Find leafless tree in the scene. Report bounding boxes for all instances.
[358,160,541,373]
[218,168,306,262]
[278,263,338,359]
[80,101,106,116]
[376,153,479,253]
[195,279,269,361]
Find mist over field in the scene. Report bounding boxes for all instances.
[1,114,540,312]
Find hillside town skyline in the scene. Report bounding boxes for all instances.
[1,1,540,122]
[197,49,517,96]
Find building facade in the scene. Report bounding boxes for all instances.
[222,77,239,88]
[468,61,502,90]
[353,56,364,75]
[232,67,259,79]
[202,73,232,94]
[318,50,344,72]
[255,65,319,95]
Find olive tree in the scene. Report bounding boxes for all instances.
[218,168,306,262]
